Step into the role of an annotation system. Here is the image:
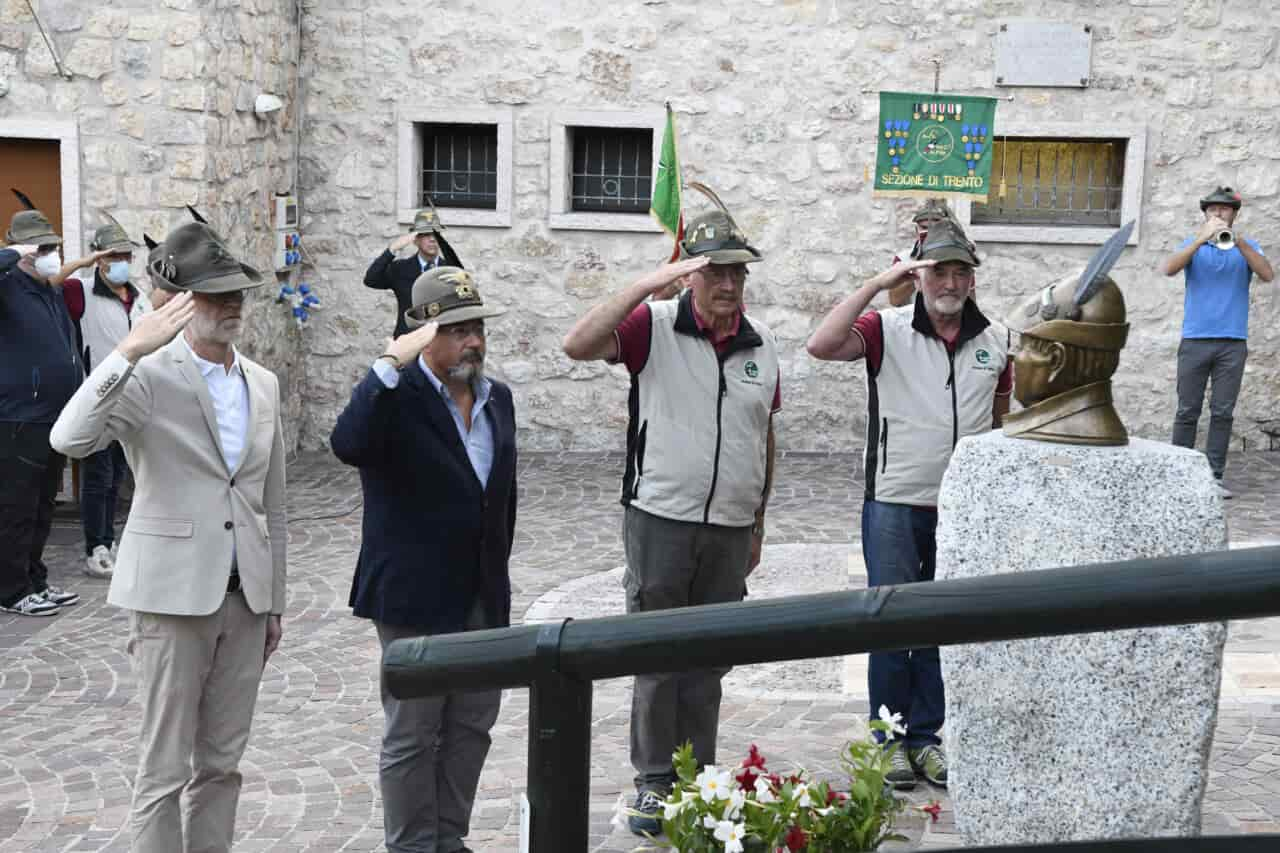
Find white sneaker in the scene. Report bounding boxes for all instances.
[1,593,60,616]
[84,545,114,579]
[1216,481,1234,500]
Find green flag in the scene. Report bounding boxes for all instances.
[873,91,999,203]
[650,104,682,255]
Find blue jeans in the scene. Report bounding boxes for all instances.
[80,442,127,555]
[862,499,943,750]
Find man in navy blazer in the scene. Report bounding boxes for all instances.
[331,266,515,853]
[363,206,463,339]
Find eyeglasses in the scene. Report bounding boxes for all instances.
[699,265,748,285]
[439,320,485,340]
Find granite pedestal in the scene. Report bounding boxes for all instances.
[936,432,1227,843]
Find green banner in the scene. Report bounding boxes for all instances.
[873,91,999,203]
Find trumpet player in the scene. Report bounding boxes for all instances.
[1162,186,1273,498]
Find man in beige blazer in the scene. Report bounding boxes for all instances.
[50,221,287,853]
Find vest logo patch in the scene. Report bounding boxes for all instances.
[975,349,990,365]
[744,360,759,378]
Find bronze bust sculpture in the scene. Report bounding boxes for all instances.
[1004,222,1135,446]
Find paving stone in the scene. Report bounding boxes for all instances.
[0,450,1276,850]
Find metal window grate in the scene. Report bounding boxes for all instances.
[420,123,498,210]
[570,127,653,213]
[972,138,1126,227]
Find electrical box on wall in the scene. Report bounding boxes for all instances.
[274,230,301,271]
[272,192,301,271]
[273,194,299,230]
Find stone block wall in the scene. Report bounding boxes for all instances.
[0,0,306,445]
[293,0,1280,453]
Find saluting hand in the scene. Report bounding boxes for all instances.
[873,258,935,291]
[637,256,709,300]
[389,232,417,253]
[117,291,195,363]
[381,321,438,369]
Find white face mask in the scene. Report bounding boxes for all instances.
[106,260,130,284]
[33,252,62,279]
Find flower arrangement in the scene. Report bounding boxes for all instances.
[649,707,937,852]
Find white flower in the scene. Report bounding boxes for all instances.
[754,776,777,804]
[713,819,747,853]
[726,787,746,819]
[696,766,733,802]
[703,813,719,829]
[794,783,813,808]
[877,704,907,741]
[662,797,686,821]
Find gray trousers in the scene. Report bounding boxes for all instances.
[375,604,501,853]
[1172,338,1248,479]
[623,506,752,793]
[127,591,267,853]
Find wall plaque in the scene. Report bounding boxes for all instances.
[995,21,1093,88]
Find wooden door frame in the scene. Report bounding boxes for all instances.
[0,117,82,258]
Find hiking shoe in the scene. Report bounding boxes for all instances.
[627,789,665,837]
[909,744,948,787]
[1216,480,1234,500]
[85,545,114,579]
[39,586,80,608]
[885,747,916,790]
[1,593,60,617]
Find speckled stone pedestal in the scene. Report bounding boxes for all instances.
[936,432,1227,844]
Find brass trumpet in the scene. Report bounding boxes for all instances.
[1211,228,1236,252]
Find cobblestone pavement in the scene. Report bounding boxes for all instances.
[2,450,1279,851]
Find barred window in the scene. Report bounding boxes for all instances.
[972,138,1126,228]
[569,127,653,214]
[420,123,498,210]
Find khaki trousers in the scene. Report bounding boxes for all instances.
[127,590,267,853]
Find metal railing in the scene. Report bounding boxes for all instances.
[383,546,1280,851]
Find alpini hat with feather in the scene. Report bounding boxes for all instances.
[90,211,140,254]
[1013,221,1134,352]
[1199,186,1242,212]
[678,182,763,265]
[404,266,504,331]
[148,220,263,294]
[5,188,60,246]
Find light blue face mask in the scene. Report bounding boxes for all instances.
[106,260,130,284]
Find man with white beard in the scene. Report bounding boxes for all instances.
[806,217,1010,792]
[331,266,517,853]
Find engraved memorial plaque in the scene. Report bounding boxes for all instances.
[995,20,1093,88]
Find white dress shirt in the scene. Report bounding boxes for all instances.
[371,356,495,486]
[186,337,249,472]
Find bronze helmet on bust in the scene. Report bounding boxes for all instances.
[1004,221,1135,447]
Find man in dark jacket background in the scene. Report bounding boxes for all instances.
[331,265,515,853]
[363,205,463,339]
[0,198,84,616]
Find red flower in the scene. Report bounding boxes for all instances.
[825,788,848,805]
[920,800,942,822]
[735,744,768,789]
[784,824,808,851]
[742,744,767,769]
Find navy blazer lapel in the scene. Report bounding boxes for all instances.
[482,385,515,496]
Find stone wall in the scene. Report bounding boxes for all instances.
[0,0,306,445]
[294,0,1280,454]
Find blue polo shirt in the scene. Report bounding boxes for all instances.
[1178,236,1264,340]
